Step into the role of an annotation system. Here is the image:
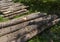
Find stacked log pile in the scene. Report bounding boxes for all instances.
[0,0,28,19]
[0,12,60,42]
[0,0,60,42]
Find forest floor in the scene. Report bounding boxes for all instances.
[0,0,60,42]
[17,1,60,42]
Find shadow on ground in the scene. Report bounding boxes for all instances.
[12,0,60,42]
[13,0,60,16]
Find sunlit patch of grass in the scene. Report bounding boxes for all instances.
[0,16,9,22]
[0,16,5,22]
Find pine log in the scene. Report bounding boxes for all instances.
[1,2,13,5]
[1,0,12,3]
[5,11,28,19]
[0,15,55,37]
[0,12,47,28]
[0,2,14,9]
[2,6,28,15]
[15,28,42,42]
[0,4,24,12]
[18,18,60,42]
[0,1,21,7]
[0,18,60,42]
[9,18,60,42]
[0,4,23,12]
[0,3,22,10]
[3,9,27,17]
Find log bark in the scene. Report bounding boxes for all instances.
[1,5,26,13]
[2,6,28,14]
[11,18,60,42]
[0,18,60,42]
[1,0,12,3]
[0,12,47,28]
[0,2,22,10]
[0,2,14,10]
[0,15,55,37]
[3,9,27,17]
[5,11,28,19]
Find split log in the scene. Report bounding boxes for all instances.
[0,12,47,28]
[0,15,55,37]
[0,18,60,42]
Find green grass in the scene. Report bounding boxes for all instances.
[0,17,6,22]
[0,16,9,22]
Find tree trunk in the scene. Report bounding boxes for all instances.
[0,18,60,42]
[12,18,60,42]
[1,6,28,14]
[0,15,56,37]
[0,12,47,28]
[3,9,27,17]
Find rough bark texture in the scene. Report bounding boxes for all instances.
[0,0,28,19]
[4,10,28,19]
[1,6,28,14]
[0,12,48,28]
[0,0,60,42]
[0,15,57,37]
[0,12,59,42]
[0,18,60,42]
[0,3,22,10]
[15,19,60,42]
[3,9,27,16]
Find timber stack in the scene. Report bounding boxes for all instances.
[0,12,60,42]
[0,0,60,42]
[0,0,28,19]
